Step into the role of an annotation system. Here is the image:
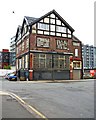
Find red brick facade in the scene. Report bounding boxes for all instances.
[29,34,82,59]
[15,10,83,80]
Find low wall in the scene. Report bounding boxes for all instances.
[0,69,15,76]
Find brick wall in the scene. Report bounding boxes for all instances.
[29,34,82,59]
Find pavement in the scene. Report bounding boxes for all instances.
[0,91,48,119]
[1,93,34,118]
[17,78,95,83]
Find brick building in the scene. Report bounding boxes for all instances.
[10,36,16,66]
[15,10,83,80]
[0,49,10,69]
[82,44,96,69]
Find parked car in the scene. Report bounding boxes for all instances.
[8,73,17,81]
[4,73,11,79]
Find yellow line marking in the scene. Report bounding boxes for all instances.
[10,93,26,104]
[0,91,9,95]
[0,90,48,119]
[27,104,48,119]
[9,92,48,120]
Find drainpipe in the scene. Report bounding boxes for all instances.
[28,25,31,81]
[81,42,84,79]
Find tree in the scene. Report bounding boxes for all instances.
[3,65,11,69]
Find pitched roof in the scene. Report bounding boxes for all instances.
[24,9,74,32]
[24,16,38,25]
[72,35,81,42]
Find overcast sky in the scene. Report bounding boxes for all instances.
[0,0,95,51]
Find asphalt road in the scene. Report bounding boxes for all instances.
[0,77,95,118]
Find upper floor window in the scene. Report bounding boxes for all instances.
[56,19,61,25]
[32,24,36,33]
[75,49,78,57]
[18,44,22,53]
[22,42,24,51]
[73,42,80,46]
[68,29,71,34]
[26,38,29,49]
[36,15,73,38]
[68,34,72,38]
[50,19,55,24]
[73,61,81,69]
[56,39,68,49]
[44,18,49,23]
[56,26,66,33]
[38,23,49,30]
[50,25,55,31]
[37,37,49,48]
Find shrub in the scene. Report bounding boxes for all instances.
[3,65,11,69]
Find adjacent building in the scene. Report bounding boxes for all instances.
[94,47,96,68]
[10,36,16,52]
[15,9,83,80]
[10,36,16,67]
[0,49,10,69]
[0,52,2,69]
[0,48,16,69]
[82,44,96,69]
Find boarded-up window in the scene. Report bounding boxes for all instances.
[33,54,52,69]
[33,53,69,70]
[53,55,69,70]
[37,37,49,48]
[39,54,46,68]
[56,40,68,49]
[46,54,52,68]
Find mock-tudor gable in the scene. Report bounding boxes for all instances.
[30,9,74,39]
[15,9,75,42]
[30,10,74,31]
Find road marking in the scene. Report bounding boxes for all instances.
[1,91,48,119]
[10,93,26,104]
[27,104,48,119]
[0,91,9,95]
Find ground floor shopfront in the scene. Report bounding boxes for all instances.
[16,51,82,80]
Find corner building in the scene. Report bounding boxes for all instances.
[15,10,83,80]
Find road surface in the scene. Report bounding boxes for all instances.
[0,77,95,118]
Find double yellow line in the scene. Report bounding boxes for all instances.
[0,91,48,120]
